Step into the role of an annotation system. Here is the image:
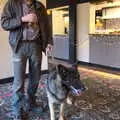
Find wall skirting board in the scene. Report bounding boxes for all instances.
[78,61,120,73]
[49,57,120,73]
[1,61,119,84]
[0,70,48,84]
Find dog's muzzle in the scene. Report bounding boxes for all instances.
[62,80,86,96]
[70,86,86,96]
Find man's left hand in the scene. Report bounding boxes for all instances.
[46,44,53,53]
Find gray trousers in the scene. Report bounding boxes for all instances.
[11,41,42,115]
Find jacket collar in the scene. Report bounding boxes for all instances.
[18,0,42,10]
[35,1,42,9]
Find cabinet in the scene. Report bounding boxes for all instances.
[89,34,120,68]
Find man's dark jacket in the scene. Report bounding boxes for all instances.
[1,0,53,53]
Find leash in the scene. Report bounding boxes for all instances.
[46,48,58,71]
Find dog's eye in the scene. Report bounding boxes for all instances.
[63,72,68,77]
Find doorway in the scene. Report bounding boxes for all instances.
[47,4,76,63]
[49,6,69,60]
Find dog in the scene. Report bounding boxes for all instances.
[46,64,86,120]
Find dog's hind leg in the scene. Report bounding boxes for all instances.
[59,103,66,120]
[49,102,55,120]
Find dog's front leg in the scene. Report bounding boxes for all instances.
[59,103,65,120]
[49,102,55,120]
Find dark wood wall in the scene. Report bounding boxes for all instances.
[46,0,89,9]
[46,0,76,9]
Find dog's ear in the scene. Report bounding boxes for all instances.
[57,64,67,76]
[72,61,78,70]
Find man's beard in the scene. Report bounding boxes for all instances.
[24,0,34,6]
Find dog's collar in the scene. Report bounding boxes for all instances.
[61,80,71,88]
[47,78,68,102]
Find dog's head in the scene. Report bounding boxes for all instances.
[57,64,86,96]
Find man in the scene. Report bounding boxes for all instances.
[1,0,53,119]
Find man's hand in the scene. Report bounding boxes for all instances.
[46,44,53,52]
[21,13,37,23]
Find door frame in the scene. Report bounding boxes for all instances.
[47,1,77,63]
